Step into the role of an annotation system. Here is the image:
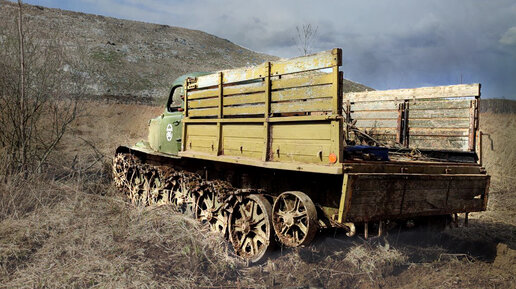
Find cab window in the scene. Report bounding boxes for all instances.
[167,86,184,112]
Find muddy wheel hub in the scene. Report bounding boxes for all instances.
[283,214,295,227]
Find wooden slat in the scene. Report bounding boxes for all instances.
[271,85,332,102]
[355,119,398,128]
[223,124,263,138]
[409,118,470,128]
[408,128,470,137]
[410,136,469,150]
[271,123,331,140]
[344,84,480,102]
[186,124,217,136]
[195,62,268,88]
[188,97,218,109]
[271,98,333,114]
[351,110,398,119]
[350,101,400,111]
[223,104,265,116]
[271,73,333,90]
[223,138,264,153]
[188,88,218,100]
[409,109,470,118]
[188,107,218,117]
[270,49,339,76]
[410,99,472,110]
[223,93,265,106]
[193,49,340,89]
[223,82,264,96]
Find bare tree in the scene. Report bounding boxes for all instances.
[0,1,83,178]
[296,24,318,55]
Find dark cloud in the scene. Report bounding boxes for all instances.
[22,0,516,98]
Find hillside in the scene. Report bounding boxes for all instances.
[0,1,371,102]
[0,1,278,100]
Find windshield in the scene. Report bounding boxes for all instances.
[168,86,184,112]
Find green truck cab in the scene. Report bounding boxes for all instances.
[147,72,211,155]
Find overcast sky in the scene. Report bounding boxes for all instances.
[19,0,516,99]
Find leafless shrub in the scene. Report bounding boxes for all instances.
[0,1,85,178]
[296,24,318,56]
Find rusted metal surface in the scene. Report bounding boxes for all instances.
[343,173,490,223]
[229,194,274,263]
[272,191,318,247]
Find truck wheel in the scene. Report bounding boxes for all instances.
[272,191,318,247]
[195,190,228,236]
[171,178,197,217]
[229,194,274,263]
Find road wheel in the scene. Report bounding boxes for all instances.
[195,190,228,236]
[272,191,318,247]
[229,194,274,263]
[171,176,197,216]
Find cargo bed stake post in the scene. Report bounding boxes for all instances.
[364,222,369,239]
[262,62,271,161]
[216,72,223,155]
[330,48,343,162]
[181,79,189,152]
[378,220,383,237]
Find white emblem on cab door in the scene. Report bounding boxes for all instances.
[166,124,173,141]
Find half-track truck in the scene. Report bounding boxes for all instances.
[113,48,490,263]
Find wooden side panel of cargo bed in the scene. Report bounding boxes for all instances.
[344,173,489,222]
[180,49,344,173]
[343,84,480,152]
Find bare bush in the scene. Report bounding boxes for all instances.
[296,24,318,55]
[0,1,84,178]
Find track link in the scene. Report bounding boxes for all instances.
[113,152,274,263]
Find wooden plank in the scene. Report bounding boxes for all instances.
[223,104,265,116]
[188,107,218,117]
[223,82,264,96]
[271,85,332,102]
[351,110,398,119]
[195,62,268,88]
[271,98,333,114]
[263,62,272,161]
[354,119,398,128]
[409,109,470,118]
[271,123,331,140]
[409,99,472,110]
[223,138,264,154]
[186,124,217,136]
[351,101,400,111]
[223,93,265,106]
[271,73,333,90]
[409,118,470,128]
[270,49,339,76]
[188,97,218,108]
[409,136,469,150]
[182,114,340,124]
[188,88,218,100]
[223,124,263,138]
[408,128,470,137]
[271,140,330,157]
[345,84,480,102]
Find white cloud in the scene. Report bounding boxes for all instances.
[500,26,516,46]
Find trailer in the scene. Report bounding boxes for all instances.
[113,48,490,263]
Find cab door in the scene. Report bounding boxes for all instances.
[159,85,184,155]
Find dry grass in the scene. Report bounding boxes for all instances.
[0,176,246,288]
[0,100,514,288]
